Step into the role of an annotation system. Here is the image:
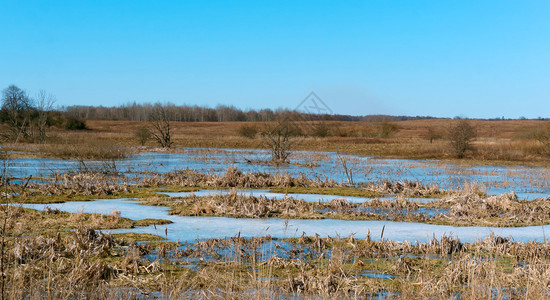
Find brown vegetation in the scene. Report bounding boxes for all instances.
[448,119,476,158]
[2,164,550,298]
[4,220,550,298]
[4,118,550,165]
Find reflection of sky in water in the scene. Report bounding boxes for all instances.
[4,147,550,198]
[21,198,550,243]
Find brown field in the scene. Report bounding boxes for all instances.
[8,118,544,165]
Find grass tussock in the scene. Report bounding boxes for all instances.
[142,189,317,219]
[140,167,338,188]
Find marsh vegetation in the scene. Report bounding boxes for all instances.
[2,102,550,298]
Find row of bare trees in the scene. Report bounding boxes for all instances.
[63,103,437,123]
[65,103,291,122]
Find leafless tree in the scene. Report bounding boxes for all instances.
[35,90,55,143]
[150,105,172,148]
[262,116,299,162]
[449,119,476,158]
[1,85,33,141]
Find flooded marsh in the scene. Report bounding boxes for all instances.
[3,147,550,298]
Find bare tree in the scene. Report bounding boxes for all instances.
[150,105,172,148]
[449,119,476,158]
[262,116,299,163]
[1,85,33,141]
[35,90,55,143]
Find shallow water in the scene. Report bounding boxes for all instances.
[20,198,550,243]
[5,147,550,199]
[9,147,550,243]
[360,271,395,280]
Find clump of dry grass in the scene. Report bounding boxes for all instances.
[367,179,443,196]
[1,206,134,235]
[140,167,338,188]
[6,227,117,298]
[26,172,130,199]
[144,189,316,219]
[12,166,550,227]
[438,191,550,226]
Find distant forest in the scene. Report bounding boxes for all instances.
[63,103,436,123]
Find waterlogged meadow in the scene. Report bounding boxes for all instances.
[6,147,550,196]
[3,147,550,298]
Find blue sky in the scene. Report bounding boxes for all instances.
[1,1,549,118]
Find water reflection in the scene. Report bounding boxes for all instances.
[21,199,550,243]
[5,148,550,198]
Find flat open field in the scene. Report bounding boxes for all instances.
[11,118,547,165]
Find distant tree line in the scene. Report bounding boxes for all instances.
[62,103,436,123]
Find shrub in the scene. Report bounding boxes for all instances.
[134,126,152,145]
[262,117,300,162]
[237,124,258,139]
[312,122,329,137]
[64,117,86,130]
[150,106,172,148]
[532,122,550,156]
[378,121,398,138]
[449,119,475,158]
[426,128,442,143]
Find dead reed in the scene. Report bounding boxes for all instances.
[4,204,550,299]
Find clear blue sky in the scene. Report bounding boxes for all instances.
[1,1,549,118]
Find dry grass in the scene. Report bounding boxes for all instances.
[6,223,550,298]
[3,118,550,298]
[139,185,550,227]
[141,189,318,219]
[10,167,550,227]
[140,167,338,189]
[5,119,550,165]
[4,175,550,298]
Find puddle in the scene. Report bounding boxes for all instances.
[360,271,395,279]
[19,198,550,243]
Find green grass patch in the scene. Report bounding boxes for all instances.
[268,186,383,198]
[112,232,165,242]
[134,218,173,226]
